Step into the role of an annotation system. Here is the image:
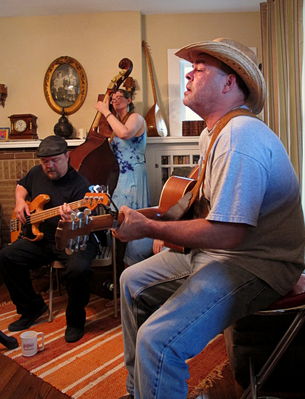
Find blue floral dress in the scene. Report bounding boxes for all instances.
[110,132,150,210]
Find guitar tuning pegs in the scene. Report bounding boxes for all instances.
[70,211,78,232]
[89,184,106,193]
[83,208,91,223]
[76,211,84,228]
[66,211,80,254]
[79,235,89,250]
[65,247,73,255]
[66,237,75,254]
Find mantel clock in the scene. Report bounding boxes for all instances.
[9,114,38,139]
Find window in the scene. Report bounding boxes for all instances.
[167,49,202,137]
[168,46,257,137]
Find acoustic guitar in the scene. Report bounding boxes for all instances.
[55,175,197,253]
[10,191,110,243]
[142,41,168,137]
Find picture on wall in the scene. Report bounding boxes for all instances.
[0,127,9,141]
[43,56,88,115]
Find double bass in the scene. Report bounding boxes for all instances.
[69,58,133,195]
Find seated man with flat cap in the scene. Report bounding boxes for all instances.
[0,135,99,343]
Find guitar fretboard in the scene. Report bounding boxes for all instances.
[26,199,87,224]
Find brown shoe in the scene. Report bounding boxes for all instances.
[118,395,134,399]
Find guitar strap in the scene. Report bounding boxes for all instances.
[163,108,257,221]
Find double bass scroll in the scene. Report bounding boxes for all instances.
[89,58,133,138]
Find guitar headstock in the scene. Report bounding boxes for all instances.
[82,190,110,211]
[55,209,93,253]
[55,209,116,253]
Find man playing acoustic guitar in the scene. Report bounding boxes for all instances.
[111,38,304,399]
[0,135,99,343]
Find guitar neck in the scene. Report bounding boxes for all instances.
[143,41,158,104]
[90,92,111,131]
[28,199,87,224]
[56,175,200,252]
[56,206,163,251]
[85,207,162,233]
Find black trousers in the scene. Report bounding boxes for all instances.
[0,237,98,328]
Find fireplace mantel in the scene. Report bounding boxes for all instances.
[0,139,85,149]
[0,136,198,149]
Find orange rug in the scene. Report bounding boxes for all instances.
[0,293,229,399]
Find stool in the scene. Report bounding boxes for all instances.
[48,260,65,322]
[240,273,305,399]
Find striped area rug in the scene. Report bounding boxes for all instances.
[0,292,228,399]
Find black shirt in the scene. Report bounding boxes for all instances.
[18,165,90,242]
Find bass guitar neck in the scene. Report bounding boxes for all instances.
[10,192,110,243]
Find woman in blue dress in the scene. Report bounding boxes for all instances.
[96,87,150,210]
[96,86,150,269]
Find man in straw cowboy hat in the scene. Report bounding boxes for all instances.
[114,38,304,399]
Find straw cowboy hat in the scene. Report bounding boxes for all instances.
[175,38,266,115]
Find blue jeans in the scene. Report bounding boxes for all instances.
[120,248,281,399]
[124,238,154,266]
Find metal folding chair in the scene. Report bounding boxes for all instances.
[241,273,305,399]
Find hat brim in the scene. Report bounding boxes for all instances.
[175,40,266,114]
[36,135,68,158]
[36,149,67,158]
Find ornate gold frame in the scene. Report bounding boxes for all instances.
[43,56,87,115]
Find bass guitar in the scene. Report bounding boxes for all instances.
[55,175,196,252]
[10,191,110,243]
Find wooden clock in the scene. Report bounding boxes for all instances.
[8,114,38,139]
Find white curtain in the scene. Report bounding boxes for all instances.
[260,0,303,182]
[302,3,305,204]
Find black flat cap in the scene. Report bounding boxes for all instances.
[37,135,68,157]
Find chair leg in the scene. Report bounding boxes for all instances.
[241,309,305,399]
[249,358,257,399]
[48,265,54,322]
[112,236,118,318]
[56,269,61,295]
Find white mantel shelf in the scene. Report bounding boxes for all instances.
[147,136,199,144]
[0,136,199,149]
[0,139,85,149]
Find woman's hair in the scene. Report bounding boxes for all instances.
[116,89,135,113]
[110,76,137,114]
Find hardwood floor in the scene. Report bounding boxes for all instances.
[1,281,304,399]
[0,282,67,399]
[0,354,70,399]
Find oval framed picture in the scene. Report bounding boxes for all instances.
[43,56,88,115]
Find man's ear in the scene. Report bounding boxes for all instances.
[223,74,236,93]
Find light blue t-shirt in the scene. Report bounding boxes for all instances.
[199,115,304,295]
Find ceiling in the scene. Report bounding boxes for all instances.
[0,0,261,17]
